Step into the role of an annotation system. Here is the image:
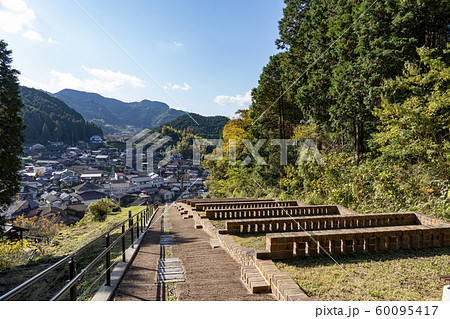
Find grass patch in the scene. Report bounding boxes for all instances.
[209,219,226,230]
[196,210,206,217]
[45,206,143,257]
[0,206,148,300]
[229,232,449,300]
[276,247,450,301]
[231,233,266,251]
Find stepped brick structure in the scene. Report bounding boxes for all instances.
[178,197,450,300]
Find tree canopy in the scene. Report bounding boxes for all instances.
[0,40,25,208]
[206,0,450,220]
[20,86,103,144]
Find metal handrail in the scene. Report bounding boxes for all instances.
[51,207,157,301]
[0,204,157,301]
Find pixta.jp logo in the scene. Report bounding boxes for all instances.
[126,129,323,171]
[126,129,171,173]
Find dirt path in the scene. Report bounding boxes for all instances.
[168,205,275,301]
[114,205,274,301]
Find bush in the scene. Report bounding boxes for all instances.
[0,239,40,271]
[109,201,120,212]
[87,199,120,221]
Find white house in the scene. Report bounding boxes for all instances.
[34,166,53,176]
[102,182,138,195]
[95,155,109,162]
[52,169,76,179]
[148,172,164,188]
[131,176,153,190]
[80,173,103,181]
[90,135,103,144]
[114,173,126,181]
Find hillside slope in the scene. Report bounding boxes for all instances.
[19,87,103,144]
[152,113,229,139]
[53,89,185,132]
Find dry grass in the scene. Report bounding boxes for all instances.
[0,206,147,300]
[231,233,266,250]
[231,233,450,301]
[277,248,450,301]
[45,206,144,257]
[209,219,226,230]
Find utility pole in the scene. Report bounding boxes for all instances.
[109,164,114,198]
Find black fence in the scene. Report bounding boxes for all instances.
[0,205,158,301]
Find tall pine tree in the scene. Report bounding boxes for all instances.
[0,40,25,208]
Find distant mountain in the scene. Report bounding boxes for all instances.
[19,87,103,144]
[152,113,229,139]
[53,89,185,132]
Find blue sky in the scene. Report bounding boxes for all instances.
[0,0,285,118]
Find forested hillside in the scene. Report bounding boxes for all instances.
[54,89,185,133]
[206,0,450,220]
[152,113,229,139]
[20,87,103,144]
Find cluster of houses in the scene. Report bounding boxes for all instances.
[0,139,209,228]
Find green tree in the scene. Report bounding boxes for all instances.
[374,46,450,174]
[0,40,24,208]
[19,86,103,144]
[87,199,120,221]
[273,0,450,160]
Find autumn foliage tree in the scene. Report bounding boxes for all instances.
[14,215,63,240]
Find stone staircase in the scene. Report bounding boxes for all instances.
[241,265,271,293]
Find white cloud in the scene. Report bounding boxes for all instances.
[49,70,85,90]
[19,74,45,88]
[164,82,192,91]
[214,91,252,107]
[22,29,43,41]
[81,66,144,88]
[19,66,145,95]
[47,37,57,44]
[0,0,34,34]
[173,42,183,47]
[0,0,47,42]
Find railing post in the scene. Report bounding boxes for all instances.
[105,233,111,286]
[129,210,134,248]
[136,212,140,238]
[122,224,126,262]
[138,212,141,234]
[68,257,77,301]
[139,212,142,233]
[141,211,144,232]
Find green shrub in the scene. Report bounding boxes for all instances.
[109,201,120,212]
[87,199,118,221]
